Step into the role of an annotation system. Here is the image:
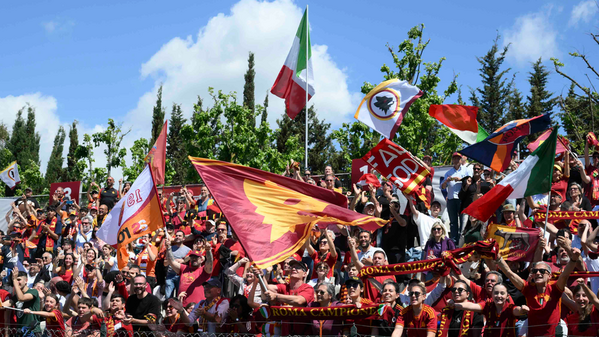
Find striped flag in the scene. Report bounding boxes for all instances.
[270,8,314,119]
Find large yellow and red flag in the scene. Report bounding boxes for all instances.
[96,165,165,268]
[189,157,387,269]
[486,224,540,262]
[145,120,167,185]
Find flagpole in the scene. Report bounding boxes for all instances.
[304,5,309,170]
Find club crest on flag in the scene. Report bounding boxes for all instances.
[367,88,401,120]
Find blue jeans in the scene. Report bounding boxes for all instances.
[165,274,180,299]
[447,199,462,243]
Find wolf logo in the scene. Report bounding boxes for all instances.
[494,229,531,252]
[374,96,394,114]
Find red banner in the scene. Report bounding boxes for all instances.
[486,224,540,262]
[50,181,82,204]
[362,139,429,194]
[533,210,599,222]
[359,240,498,278]
[351,158,373,185]
[259,304,391,321]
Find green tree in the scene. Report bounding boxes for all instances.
[122,138,150,182]
[92,119,131,177]
[506,77,528,157]
[243,52,256,125]
[64,121,85,181]
[333,24,459,167]
[150,85,166,149]
[20,160,47,194]
[0,122,9,147]
[167,104,188,185]
[25,105,41,166]
[261,91,269,124]
[470,35,511,132]
[275,106,335,173]
[45,126,66,183]
[527,57,556,119]
[8,107,27,165]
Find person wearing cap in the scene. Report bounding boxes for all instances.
[185,277,229,333]
[166,237,213,306]
[343,276,375,334]
[442,152,473,243]
[31,205,62,259]
[500,203,521,227]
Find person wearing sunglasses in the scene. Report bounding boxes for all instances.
[496,248,581,337]
[423,221,455,260]
[305,227,337,279]
[437,280,484,337]
[308,282,341,336]
[344,276,374,335]
[449,282,528,337]
[392,282,437,337]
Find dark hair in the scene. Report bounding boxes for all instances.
[86,248,97,261]
[383,281,400,294]
[229,295,252,321]
[175,230,186,236]
[62,239,75,250]
[573,284,593,332]
[111,293,125,303]
[431,200,441,208]
[358,230,371,240]
[453,280,473,301]
[57,253,75,276]
[12,271,28,287]
[80,207,89,213]
[78,297,94,309]
[45,294,60,310]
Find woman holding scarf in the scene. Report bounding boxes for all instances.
[449,283,528,337]
[344,276,374,335]
[374,281,404,336]
[392,282,437,337]
[438,280,483,337]
[309,282,342,336]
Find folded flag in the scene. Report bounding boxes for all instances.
[459,114,552,172]
[428,105,489,144]
[462,128,557,221]
[0,161,20,190]
[356,173,381,191]
[270,8,314,119]
[189,157,387,269]
[354,79,422,139]
[486,224,540,262]
[96,165,165,268]
[527,128,569,154]
[588,132,599,151]
[145,120,167,185]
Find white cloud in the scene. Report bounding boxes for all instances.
[570,0,598,26]
[127,0,358,136]
[41,19,74,34]
[503,8,559,66]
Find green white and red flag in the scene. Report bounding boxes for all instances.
[270,8,314,119]
[428,105,488,144]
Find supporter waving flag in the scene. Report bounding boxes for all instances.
[0,161,20,189]
[96,165,165,268]
[189,157,387,269]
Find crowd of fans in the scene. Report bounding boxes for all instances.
[2,135,599,336]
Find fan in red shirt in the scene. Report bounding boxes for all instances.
[496,248,581,337]
[450,283,528,337]
[96,292,134,337]
[22,294,65,335]
[305,227,337,278]
[348,236,394,302]
[563,280,599,337]
[392,283,437,337]
[211,223,246,277]
[468,271,514,305]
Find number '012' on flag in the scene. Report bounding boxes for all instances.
[354,79,422,139]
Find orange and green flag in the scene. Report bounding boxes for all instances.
[189,157,387,269]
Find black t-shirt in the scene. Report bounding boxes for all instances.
[125,293,162,331]
[100,187,119,210]
[479,181,494,195]
[448,310,484,337]
[377,195,391,220]
[458,177,479,210]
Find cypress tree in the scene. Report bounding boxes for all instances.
[470,36,511,132]
[527,57,556,118]
[167,103,188,185]
[65,121,81,181]
[150,85,166,149]
[25,105,41,165]
[8,107,27,165]
[46,126,66,183]
[261,91,269,125]
[243,52,256,126]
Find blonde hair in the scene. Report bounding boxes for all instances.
[428,220,447,241]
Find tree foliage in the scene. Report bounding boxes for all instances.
[167,103,188,185]
[243,52,256,125]
[45,126,66,184]
[150,85,166,149]
[122,138,150,182]
[8,105,40,167]
[92,119,130,177]
[64,121,85,182]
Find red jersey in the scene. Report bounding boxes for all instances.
[470,282,514,305]
[522,280,563,337]
[47,309,66,336]
[0,289,10,328]
[92,314,134,337]
[396,304,437,337]
[310,250,336,278]
[364,275,395,302]
[565,307,599,337]
[212,239,246,277]
[480,300,517,337]
[179,264,211,306]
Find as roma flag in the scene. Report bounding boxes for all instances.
[145,120,167,185]
[189,157,387,269]
[486,224,540,262]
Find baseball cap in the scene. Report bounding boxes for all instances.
[288,259,308,272]
[345,276,364,286]
[452,152,461,158]
[502,204,515,212]
[188,250,203,257]
[551,189,564,199]
[24,187,32,192]
[90,206,98,211]
[203,277,222,288]
[364,201,375,208]
[69,210,77,216]
[206,219,216,227]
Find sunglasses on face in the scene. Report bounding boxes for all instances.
[317,266,329,271]
[347,283,360,289]
[316,290,327,295]
[432,228,443,232]
[451,287,467,294]
[531,268,550,275]
[408,291,422,298]
[326,180,334,182]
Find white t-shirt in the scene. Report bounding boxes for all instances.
[413,212,445,247]
[189,298,230,333]
[357,246,386,262]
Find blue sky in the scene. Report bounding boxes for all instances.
[0,0,598,175]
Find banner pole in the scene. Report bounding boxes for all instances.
[305,5,309,170]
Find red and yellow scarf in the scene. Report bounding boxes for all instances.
[199,296,222,332]
[437,307,474,337]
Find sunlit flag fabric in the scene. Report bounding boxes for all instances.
[428,104,489,144]
[356,173,381,191]
[459,114,552,172]
[462,128,557,222]
[145,120,167,185]
[355,79,422,139]
[270,8,314,119]
[96,165,165,268]
[189,157,387,269]
[0,161,20,189]
[526,128,569,155]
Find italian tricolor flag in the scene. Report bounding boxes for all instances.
[462,128,557,221]
[270,8,314,119]
[428,105,488,144]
